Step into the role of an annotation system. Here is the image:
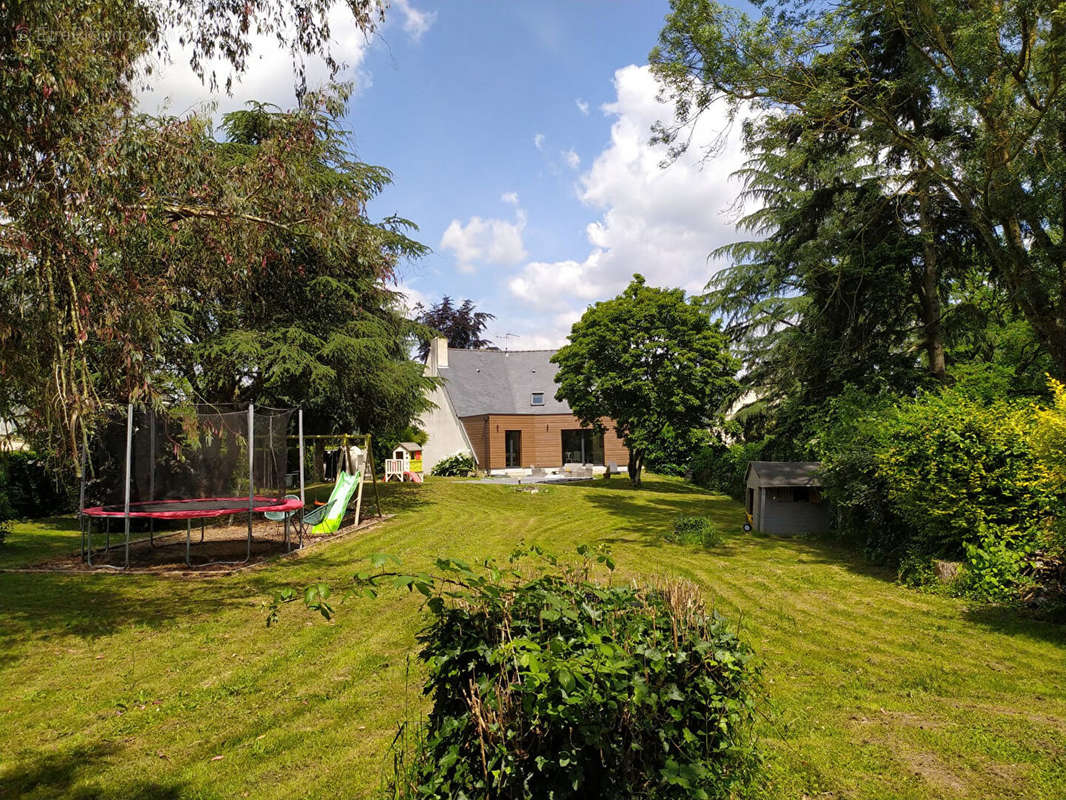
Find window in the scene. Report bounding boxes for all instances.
[561,429,604,465]
[530,392,545,406]
[505,430,522,467]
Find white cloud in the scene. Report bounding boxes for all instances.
[533,133,546,151]
[508,64,749,310]
[137,1,435,116]
[562,148,580,170]
[393,0,437,42]
[440,208,528,274]
[501,191,520,205]
[393,282,430,316]
[575,98,590,115]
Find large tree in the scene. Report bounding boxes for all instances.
[414,296,495,360]
[552,275,739,487]
[155,100,434,436]
[650,0,1066,375]
[0,1,399,470]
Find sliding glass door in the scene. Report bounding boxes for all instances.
[560,429,604,464]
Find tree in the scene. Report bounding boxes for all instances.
[155,101,434,438]
[552,276,739,487]
[650,0,1066,375]
[414,296,495,360]
[0,0,386,472]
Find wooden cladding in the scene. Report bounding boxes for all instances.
[460,413,628,470]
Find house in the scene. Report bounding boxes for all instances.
[744,461,828,535]
[418,338,628,475]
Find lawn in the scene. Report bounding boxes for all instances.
[1,476,1064,799]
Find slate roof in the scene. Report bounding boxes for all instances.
[746,461,823,487]
[439,349,571,417]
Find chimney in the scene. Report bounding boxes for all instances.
[427,337,449,376]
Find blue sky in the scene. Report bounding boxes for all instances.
[140,1,750,349]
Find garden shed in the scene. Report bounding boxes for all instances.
[744,461,827,536]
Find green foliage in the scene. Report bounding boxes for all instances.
[817,385,1060,598]
[651,0,1066,373]
[643,424,712,477]
[1034,377,1066,490]
[873,391,1054,560]
[0,452,71,521]
[959,527,1032,603]
[665,515,722,547]
[553,275,739,487]
[1,0,386,472]
[362,548,760,800]
[430,453,475,477]
[691,440,767,499]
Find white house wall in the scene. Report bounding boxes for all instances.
[417,382,475,472]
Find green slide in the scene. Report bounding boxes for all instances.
[304,470,361,535]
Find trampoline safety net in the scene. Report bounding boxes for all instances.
[80,404,300,568]
[85,405,294,512]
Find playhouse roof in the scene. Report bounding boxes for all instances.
[745,461,823,487]
[396,442,421,452]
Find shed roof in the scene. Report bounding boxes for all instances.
[746,461,823,487]
[439,349,571,417]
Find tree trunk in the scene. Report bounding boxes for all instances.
[627,449,644,487]
[917,170,947,382]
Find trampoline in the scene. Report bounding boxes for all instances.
[79,403,307,568]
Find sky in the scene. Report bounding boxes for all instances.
[139,1,751,350]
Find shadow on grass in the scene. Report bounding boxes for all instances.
[582,482,902,582]
[0,571,252,646]
[0,741,189,799]
[962,602,1066,646]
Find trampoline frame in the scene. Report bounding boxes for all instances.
[78,404,307,569]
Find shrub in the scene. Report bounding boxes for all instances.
[691,439,767,499]
[0,451,71,521]
[0,519,9,546]
[817,384,1060,599]
[370,550,760,799]
[665,515,722,547]
[431,453,475,477]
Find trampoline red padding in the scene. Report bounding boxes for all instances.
[83,496,303,520]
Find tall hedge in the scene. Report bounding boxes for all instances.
[817,385,1060,588]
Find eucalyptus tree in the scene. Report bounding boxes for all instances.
[0,0,389,469]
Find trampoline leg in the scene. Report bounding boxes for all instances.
[200,520,205,543]
[149,518,155,547]
[105,518,110,554]
[86,518,93,566]
[284,515,290,552]
[186,519,191,567]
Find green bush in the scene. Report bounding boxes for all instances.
[379,551,760,799]
[817,385,1060,599]
[0,451,71,521]
[690,439,767,499]
[430,453,475,477]
[665,515,722,547]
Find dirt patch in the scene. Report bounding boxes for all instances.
[850,708,953,731]
[899,750,968,795]
[5,514,391,576]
